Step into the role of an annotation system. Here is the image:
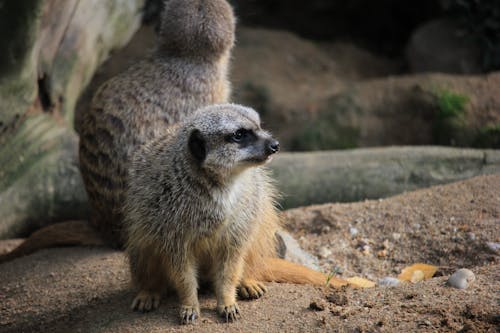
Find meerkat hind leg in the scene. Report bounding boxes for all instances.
[238,278,267,300]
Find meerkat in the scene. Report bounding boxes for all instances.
[0,0,348,314]
[78,0,235,248]
[125,104,281,323]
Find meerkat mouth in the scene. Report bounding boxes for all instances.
[243,155,273,165]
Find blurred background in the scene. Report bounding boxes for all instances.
[0,0,499,238]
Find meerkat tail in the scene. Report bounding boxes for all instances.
[0,221,105,264]
[259,258,349,288]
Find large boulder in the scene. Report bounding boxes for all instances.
[271,73,500,150]
[406,19,482,74]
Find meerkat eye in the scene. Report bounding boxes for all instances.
[230,128,247,142]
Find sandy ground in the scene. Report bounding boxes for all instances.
[0,174,498,332]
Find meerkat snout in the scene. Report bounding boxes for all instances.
[266,139,280,155]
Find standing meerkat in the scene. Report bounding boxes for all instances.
[79,0,235,247]
[0,0,348,317]
[125,104,281,323]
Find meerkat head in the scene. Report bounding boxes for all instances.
[158,0,235,59]
[183,104,279,180]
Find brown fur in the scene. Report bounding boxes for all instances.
[0,0,348,321]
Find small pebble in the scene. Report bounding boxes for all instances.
[377,249,388,258]
[318,246,332,259]
[354,217,364,224]
[447,268,475,289]
[378,277,400,287]
[392,233,401,241]
[466,232,476,241]
[486,242,500,251]
[349,227,358,237]
[361,245,371,255]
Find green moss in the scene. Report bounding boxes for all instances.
[435,89,469,119]
[432,89,470,146]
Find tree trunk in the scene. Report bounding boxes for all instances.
[0,0,144,237]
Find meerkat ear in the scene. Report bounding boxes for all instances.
[188,129,206,163]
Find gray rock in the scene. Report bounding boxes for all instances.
[486,242,500,252]
[275,230,320,270]
[447,268,475,289]
[269,147,500,208]
[378,277,401,287]
[407,19,482,74]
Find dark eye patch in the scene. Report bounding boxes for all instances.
[225,128,256,146]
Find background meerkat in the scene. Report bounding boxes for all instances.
[0,0,347,307]
[125,104,281,323]
[79,0,235,247]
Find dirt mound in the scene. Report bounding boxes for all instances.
[283,174,499,278]
[1,175,498,332]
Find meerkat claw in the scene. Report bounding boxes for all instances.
[180,305,199,325]
[218,303,240,323]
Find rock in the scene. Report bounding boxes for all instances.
[318,246,333,259]
[486,242,500,252]
[269,147,500,208]
[283,73,500,150]
[275,230,320,270]
[378,277,401,287]
[466,232,476,241]
[392,233,401,241]
[407,19,482,74]
[349,227,359,237]
[447,268,475,289]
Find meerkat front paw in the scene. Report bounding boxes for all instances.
[131,290,160,312]
[238,279,267,299]
[179,305,200,325]
[217,303,240,322]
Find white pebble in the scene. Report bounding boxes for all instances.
[378,277,400,287]
[349,227,359,237]
[486,242,500,251]
[447,268,475,289]
[318,246,332,259]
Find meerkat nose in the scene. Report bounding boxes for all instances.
[266,140,280,154]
